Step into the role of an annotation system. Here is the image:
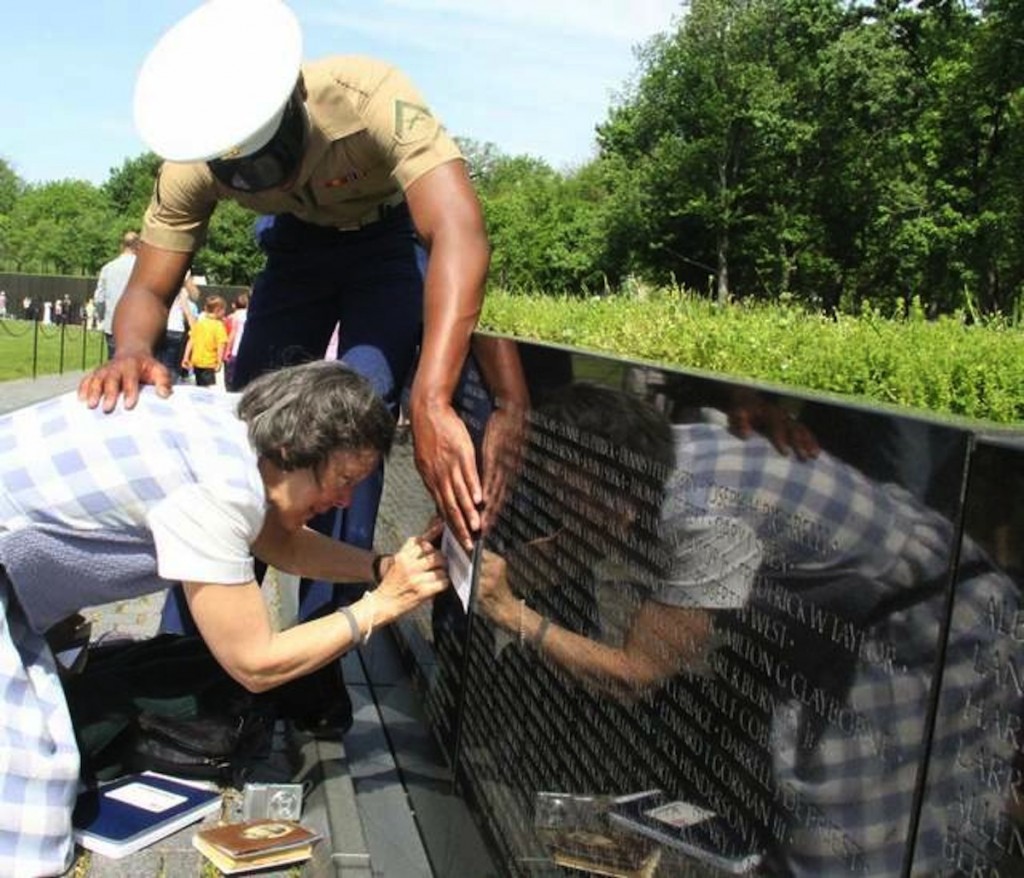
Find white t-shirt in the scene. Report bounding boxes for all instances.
[166,289,198,333]
[0,387,265,631]
[228,307,248,357]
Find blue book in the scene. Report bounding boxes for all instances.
[72,772,222,859]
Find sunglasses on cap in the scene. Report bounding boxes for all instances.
[208,90,307,192]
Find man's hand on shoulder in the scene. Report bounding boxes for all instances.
[78,351,173,412]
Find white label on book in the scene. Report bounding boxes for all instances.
[106,782,188,813]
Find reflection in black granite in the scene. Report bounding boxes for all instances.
[912,438,1024,877]
[392,339,1024,878]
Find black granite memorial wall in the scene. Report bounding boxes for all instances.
[387,336,1024,878]
[910,436,1024,877]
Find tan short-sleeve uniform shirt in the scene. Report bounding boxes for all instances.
[142,56,465,253]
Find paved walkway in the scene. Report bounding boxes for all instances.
[0,370,85,414]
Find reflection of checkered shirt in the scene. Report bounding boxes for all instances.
[0,388,263,632]
[661,424,943,592]
[659,424,1015,876]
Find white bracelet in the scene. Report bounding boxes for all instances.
[363,591,376,644]
[338,605,362,647]
[517,599,526,647]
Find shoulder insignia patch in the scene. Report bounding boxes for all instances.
[394,100,434,143]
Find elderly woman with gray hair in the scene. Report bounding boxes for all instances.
[0,360,448,875]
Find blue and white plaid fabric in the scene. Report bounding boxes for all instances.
[0,388,262,873]
[0,571,79,877]
[657,425,1016,877]
[0,387,260,632]
[0,388,249,534]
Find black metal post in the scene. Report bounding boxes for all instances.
[31,318,39,379]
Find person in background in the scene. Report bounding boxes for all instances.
[0,360,449,876]
[92,231,139,359]
[225,290,249,389]
[157,276,199,384]
[0,290,7,319]
[182,295,228,388]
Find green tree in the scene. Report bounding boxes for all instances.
[0,157,23,216]
[455,137,506,182]
[805,3,929,309]
[595,0,1010,315]
[599,0,837,303]
[476,155,560,289]
[194,200,264,285]
[737,1,843,301]
[0,158,25,269]
[5,181,114,274]
[815,0,1019,314]
[1,1,1017,319]
[961,0,1024,313]
[102,153,162,228]
[473,151,617,294]
[571,153,650,290]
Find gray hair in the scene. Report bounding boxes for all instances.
[237,361,394,471]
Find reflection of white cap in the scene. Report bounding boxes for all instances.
[134,0,303,162]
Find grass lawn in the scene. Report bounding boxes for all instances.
[0,319,106,381]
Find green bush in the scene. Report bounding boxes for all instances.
[481,289,1024,426]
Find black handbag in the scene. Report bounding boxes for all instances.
[129,709,272,785]
[63,633,352,786]
[63,634,272,786]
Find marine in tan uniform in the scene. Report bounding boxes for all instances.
[79,0,528,571]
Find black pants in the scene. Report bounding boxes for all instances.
[155,330,187,383]
[193,367,217,387]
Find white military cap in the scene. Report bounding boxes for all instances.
[134,0,303,162]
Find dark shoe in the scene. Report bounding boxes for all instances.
[264,661,353,738]
[291,700,355,738]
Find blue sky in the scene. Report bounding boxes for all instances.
[0,0,682,186]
